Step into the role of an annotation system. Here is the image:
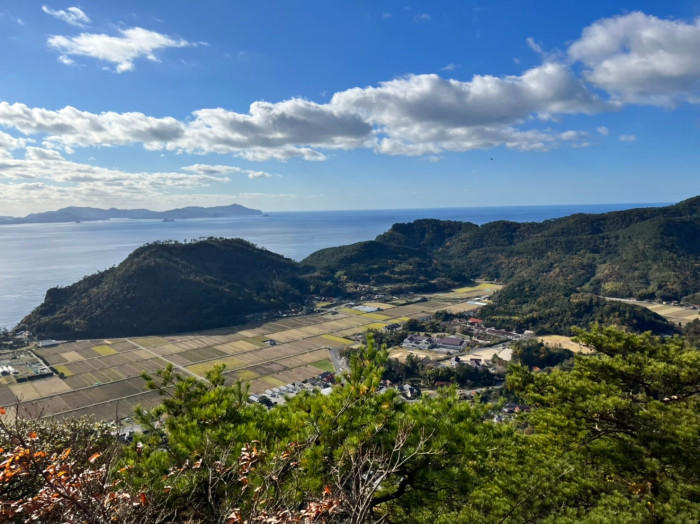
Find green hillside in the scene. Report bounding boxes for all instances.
[19,238,309,338]
[304,197,700,333]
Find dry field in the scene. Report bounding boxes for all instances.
[605,298,699,326]
[641,303,699,326]
[389,347,450,363]
[537,335,593,354]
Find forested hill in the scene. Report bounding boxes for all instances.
[19,239,308,338]
[304,196,700,333]
[19,197,699,338]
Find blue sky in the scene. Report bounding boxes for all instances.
[0,1,699,214]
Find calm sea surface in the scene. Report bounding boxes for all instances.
[0,203,665,329]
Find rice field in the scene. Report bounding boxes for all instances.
[92,345,117,356]
[1,288,484,420]
[605,298,700,326]
[321,335,354,345]
[452,282,504,294]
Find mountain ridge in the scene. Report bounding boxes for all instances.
[0,203,262,225]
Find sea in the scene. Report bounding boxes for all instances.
[0,203,666,330]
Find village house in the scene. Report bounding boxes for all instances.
[434,335,467,353]
[401,334,434,350]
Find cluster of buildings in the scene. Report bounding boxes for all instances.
[248,371,335,407]
[462,318,533,342]
[401,334,467,353]
[0,349,53,382]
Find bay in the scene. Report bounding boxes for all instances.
[0,203,665,329]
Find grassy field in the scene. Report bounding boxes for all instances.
[310,359,335,372]
[321,334,355,345]
[53,364,73,377]
[314,301,333,308]
[339,307,365,315]
[92,344,117,356]
[452,282,504,294]
[361,312,392,320]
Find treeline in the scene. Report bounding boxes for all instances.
[1,327,698,522]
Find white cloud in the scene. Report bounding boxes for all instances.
[596,125,609,136]
[619,134,636,142]
[175,100,371,159]
[0,101,185,151]
[559,130,588,141]
[0,153,229,187]
[181,163,273,179]
[414,13,431,23]
[0,131,26,155]
[0,58,615,160]
[0,63,605,160]
[441,63,458,71]
[48,27,192,72]
[24,146,64,161]
[569,12,700,106]
[331,64,608,154]
[41,5,90,27]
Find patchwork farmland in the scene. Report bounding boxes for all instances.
[0,290,494,421]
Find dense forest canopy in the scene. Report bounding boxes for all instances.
[19,238,309,338]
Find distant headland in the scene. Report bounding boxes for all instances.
[0,203,262,225]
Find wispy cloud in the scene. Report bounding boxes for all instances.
[41,5,90,27]
[619,134,636,142]
[182,164,274,179]
[526,36,544,54]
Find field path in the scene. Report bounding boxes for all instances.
[126,338,210,384]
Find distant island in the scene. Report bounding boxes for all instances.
[0,203,262,225]
[17,196,699,339]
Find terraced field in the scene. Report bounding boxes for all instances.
[0,288,492,421]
